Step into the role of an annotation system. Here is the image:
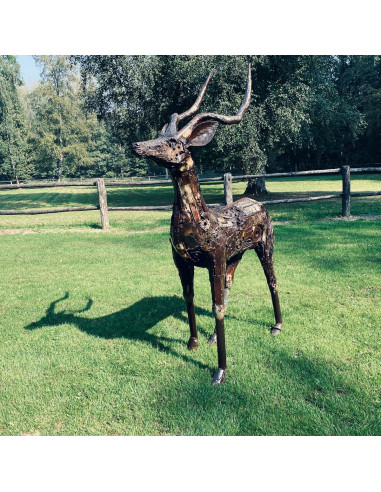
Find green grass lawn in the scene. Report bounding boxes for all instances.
[0,176,380,435]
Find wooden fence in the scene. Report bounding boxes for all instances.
[0,166,380,230]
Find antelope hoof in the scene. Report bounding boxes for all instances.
[208,333,217,345]
[187,337,199,350]
[212,368,226,385]
[270,323,282,336]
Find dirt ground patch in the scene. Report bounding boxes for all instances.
[324,214,381,222]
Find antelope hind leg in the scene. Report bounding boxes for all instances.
[255,232,283,335]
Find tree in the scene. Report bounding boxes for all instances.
[0,56,31,183]
[27,56,95,181]
[335,55,381,165]
[74,56,371,190]
[74,55,164,177]
[278,55,365,170]
[85,119,130,178]
[74,55,270,187]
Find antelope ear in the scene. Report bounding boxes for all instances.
[161,123,168,135]
[187,120,219,147]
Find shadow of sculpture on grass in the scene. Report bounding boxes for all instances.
[24,292,235,372]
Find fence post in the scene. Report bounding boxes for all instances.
[341,165,351,217]
[96,178,110,231]
[224,173,233,205]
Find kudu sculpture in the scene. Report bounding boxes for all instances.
[132,66,282,384]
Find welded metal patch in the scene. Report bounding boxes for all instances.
[217,216,233,228]
[234,197,262,215]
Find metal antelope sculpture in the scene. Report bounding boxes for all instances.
[132,66,282,384]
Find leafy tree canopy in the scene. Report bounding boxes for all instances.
[1,55,379,185]
[0,55,31,182]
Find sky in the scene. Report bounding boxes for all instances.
[17,55,41,87]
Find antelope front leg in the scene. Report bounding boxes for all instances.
[172,248,198,350]
[208,255,243,346]
[209,261,227,385]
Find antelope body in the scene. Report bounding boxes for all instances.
[132,66,282,384]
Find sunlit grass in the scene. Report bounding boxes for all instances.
[0,177,380,435]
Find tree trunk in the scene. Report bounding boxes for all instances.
[6,129,19,185]
[57,153,63,183]
[239,156,268,197]
[119,144,124,178]
[57,113,63,183]
[244,177,268,196]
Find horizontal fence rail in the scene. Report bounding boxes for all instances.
[0,206,99,215]
[1,167,380,191]
[229,167,381,180]
[262,194,343,205]
[0,166,380,230]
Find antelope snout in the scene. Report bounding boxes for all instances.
[131,142,142,156]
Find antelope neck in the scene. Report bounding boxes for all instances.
[170,158,209,223]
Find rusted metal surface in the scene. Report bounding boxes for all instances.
[132,65,283,384]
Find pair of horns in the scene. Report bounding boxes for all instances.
[164,65,252,137]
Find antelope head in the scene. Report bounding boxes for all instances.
[131,66,252,170]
